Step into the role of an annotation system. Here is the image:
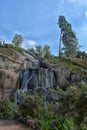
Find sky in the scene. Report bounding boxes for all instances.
[0,0,87,55]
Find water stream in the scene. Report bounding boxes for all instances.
[15,51,56,104]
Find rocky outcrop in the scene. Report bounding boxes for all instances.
[0,48,26,99]
[0,69,17,99]
[0,48,25,71]
[0,48,86,100]
[71,73,85,83]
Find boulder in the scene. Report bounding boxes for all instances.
[25,118,40,129]
[71,73,85,83]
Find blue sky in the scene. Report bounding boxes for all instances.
[0,0,87,55]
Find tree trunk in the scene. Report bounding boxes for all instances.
[59,31,62,57]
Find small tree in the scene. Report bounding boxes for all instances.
[43,44,51,58]
[35,45,42,55]
[35,45,51,58]
[12,34,23,47]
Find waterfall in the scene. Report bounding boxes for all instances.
[46,69,48,88]
[51,70,53,87]
[16,51,56,104]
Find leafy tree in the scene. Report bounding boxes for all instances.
[35,45,51,58]
[58,15,78,57]
[35,45,42,55]
[43,44,51,58]
[76,51,87,60]
[12,34,23,47]
[28,48,35,53]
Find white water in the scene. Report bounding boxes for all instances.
[15,51,55,104]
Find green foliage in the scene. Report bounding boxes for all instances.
[0,98,19,119]
[55,116,76,130]
[36,45,42,55]
[48,56,87,77]
[58,15,78,57]
[55,83,87,129]
[19,94,44,118]
[0,42,3,48]
[12,34,23,47]
[43,44,51,58]
[35,44,51,58]
[80,117,87,130]
[76,51,87,60]
[28,48,35,53]
[39,110,76,130]
[0,43,24,53]
[39,111,54,130]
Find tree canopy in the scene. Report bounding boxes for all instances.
[12,34,23,47]
[58,15,78,57]
[35,45,51,58]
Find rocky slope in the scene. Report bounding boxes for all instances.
[0,47,87,100]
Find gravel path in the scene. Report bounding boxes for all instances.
[0,120,31,130]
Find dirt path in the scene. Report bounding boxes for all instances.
[0,120,32,130]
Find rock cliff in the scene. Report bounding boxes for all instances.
[0,47,87,100]
[0,48,25,99]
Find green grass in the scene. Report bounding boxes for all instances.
[48,56,87,78]
[0,52,21,64]
[0,44,25,64]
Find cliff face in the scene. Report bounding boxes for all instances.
[0,47,87,100]
[0,48,25,99]
[0,69,17,99]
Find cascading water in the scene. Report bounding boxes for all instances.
[15,51,56,104]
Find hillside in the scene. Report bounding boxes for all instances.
[48,56,87,80]
[0,45,87,130]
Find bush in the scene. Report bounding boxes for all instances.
[19,94,44,118]
[3,43,24,53]
[0,98,19,119]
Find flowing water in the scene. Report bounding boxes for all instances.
[15,51,56,104]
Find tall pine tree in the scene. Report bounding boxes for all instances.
[58,16,78,57]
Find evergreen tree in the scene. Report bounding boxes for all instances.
[58,15,78,57]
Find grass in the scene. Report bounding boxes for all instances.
[0,44,25,65]
[48,56,87,79]
[0,52,21,64]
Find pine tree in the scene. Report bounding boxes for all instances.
[58,15,78,57]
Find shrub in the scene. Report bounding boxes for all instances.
[0,98,19,119]
[19,94,44,118]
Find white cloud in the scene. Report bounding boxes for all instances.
[66,0,87,5]
[22,40,37,49]
[25,40,36,46]
[85,11,87,17]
